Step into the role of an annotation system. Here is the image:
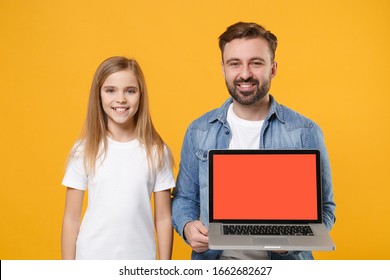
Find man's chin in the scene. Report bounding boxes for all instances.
[237,89,256,97]
[234,97,258,106]
[232,92,269,106]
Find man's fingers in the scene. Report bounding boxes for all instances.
[185,220,210,252]
[193,220,209,236]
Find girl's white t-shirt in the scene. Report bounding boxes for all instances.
[62,138,175,260]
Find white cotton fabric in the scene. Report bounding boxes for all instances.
[227,104,264,149]
[62,137,175,260]
[225,103,268,260]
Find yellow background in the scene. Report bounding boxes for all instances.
[1,0,389,260]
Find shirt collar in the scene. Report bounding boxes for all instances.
[208,94,285,124]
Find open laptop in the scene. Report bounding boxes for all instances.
[208,149,335,251]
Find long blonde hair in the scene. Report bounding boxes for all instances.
[69,56,172,176]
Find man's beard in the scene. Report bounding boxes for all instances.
[226,77,270,105]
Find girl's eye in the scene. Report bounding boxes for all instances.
[126,88,138,94]
[105,88,115,94]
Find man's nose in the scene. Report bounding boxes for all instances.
[239,65,253,80]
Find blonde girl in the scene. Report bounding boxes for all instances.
[61,56,175,260]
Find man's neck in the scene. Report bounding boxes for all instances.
[231,94,271,121]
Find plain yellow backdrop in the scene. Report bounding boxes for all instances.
[1,0,389,260]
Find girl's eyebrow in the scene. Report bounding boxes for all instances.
[103,84,138,87]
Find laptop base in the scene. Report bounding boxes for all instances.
[209,223,335,251]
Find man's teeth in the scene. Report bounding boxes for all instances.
[239,84,253,88]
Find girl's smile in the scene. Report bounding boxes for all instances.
[112,106,130,113]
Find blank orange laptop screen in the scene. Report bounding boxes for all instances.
[212,154,318,220]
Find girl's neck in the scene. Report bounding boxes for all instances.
[107,124,137,142]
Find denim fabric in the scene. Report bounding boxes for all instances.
[172,95,335,260]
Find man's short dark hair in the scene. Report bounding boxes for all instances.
[218,22,278,61]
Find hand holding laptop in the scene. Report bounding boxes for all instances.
[184,220,209,253]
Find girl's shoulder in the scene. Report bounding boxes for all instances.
[69,140,85,159]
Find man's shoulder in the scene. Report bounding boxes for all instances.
[189,108,219,127]
[277,103,319,129]
[187,99,230,131]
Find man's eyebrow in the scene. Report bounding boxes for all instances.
[250,57,266,62]
[225,57,266,64]
[225,58,240,64]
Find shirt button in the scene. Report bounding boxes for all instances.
[225,131,230,135]
[203,152,207,158]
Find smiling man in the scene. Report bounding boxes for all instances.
[172,22,335,260]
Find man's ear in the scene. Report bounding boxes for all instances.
[271,61,278,78]
[221,60,226,78]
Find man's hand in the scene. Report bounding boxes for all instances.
[184,220,209,253]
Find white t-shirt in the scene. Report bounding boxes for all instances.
[222,103,268,260]
[62,137,175,260]
[227,104,264,149]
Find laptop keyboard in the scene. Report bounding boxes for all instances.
[223,225,314,236]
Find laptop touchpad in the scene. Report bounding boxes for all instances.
[252,237,290,246]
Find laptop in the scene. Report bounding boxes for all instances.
[208,149,335,251]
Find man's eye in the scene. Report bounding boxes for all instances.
[251,62,263,67]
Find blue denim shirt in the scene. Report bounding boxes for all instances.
[172,95,336,260]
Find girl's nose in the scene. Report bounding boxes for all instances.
[116,93,127,103]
